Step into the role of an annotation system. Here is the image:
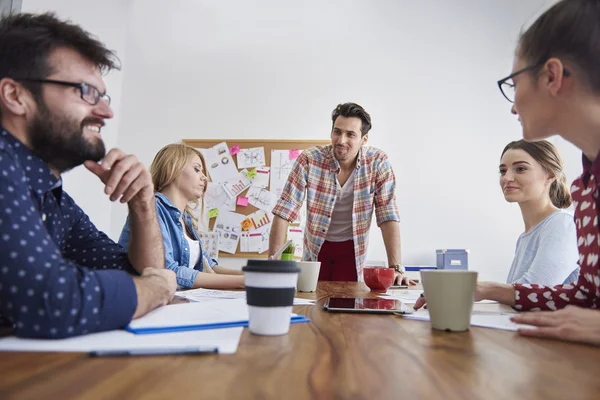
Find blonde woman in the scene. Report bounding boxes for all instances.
[119,143,244,289]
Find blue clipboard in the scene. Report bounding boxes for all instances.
[126,315,311,335]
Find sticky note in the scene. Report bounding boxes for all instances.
[237,196,249,207]
[289,149,301,160]
[246,168,257,179]
[241,218,253,231]
[208,208,219,218]
[229,145,240,155]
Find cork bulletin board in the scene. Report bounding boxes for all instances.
[182,138,329,258]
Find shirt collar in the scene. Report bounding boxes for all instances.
[327,145,363,173]
[0,126,62,200]
[581,152,600,186]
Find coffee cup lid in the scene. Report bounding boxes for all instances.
[242,259,300,273]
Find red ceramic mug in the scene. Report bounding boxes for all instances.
[363,267,395,291]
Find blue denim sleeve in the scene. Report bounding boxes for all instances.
[138,206,198,289]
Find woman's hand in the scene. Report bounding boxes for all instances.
[511,306,600,346]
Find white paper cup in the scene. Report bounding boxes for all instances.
[420,270,478,332]
[243,260,300,336]
[296,261,321,292]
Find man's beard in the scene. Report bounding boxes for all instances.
[27,100,106,174]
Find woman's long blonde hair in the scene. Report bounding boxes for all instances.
[150,143,207,231]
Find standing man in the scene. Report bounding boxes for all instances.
[0,13,176,339]
[269,103,411,284]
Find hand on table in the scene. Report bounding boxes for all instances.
[511,306,600,346]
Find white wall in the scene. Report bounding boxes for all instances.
[25,0,577,282]
[21,0,132,235]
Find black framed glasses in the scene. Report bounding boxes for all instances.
[497,62,571,103]
[14,78,111,106]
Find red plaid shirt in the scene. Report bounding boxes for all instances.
[514,154,600,311]
[272,145,400,280]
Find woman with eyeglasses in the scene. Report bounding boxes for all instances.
[500,139,579,286]
[119,143,244,290]
[417,0,600,345]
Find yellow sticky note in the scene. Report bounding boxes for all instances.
[247,168,257,179]
[208,208,219,219]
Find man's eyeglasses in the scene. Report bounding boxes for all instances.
[497,62,570,103]
[14,78,111,106]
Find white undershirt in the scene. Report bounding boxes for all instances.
[325,172,355,242]
[185,233,201,269]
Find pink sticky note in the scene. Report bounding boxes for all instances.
[230,145,240,155]
[237,196,249,207]
[289,149,301,160]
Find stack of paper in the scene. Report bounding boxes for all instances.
[0,326,243,354]
[126,298,310,334]
[176,288,316,306]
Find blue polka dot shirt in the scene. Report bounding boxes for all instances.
[0,127,137,338]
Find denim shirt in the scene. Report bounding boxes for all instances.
[119,192,216,289]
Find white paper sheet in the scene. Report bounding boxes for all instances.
[204,182,236,212]
[237,147,266,169]
[270,149,299,198]
[215,228,240,254]
[214,210,245,254]
[198,231,219,261]
[247,209,273,230]
[402,310,535,332]
[247,186,278,212]
[222,170,252,199]
[0,327,243,354]
[380,290,500,305]
[240,225,270,253]
[250,167,270,188]
[287,226,304,257]
[175,288,315,306]
[201,142,238,184]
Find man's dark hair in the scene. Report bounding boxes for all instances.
[331,102,372,137]
[0,12,120,99]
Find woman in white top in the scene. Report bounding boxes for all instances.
[500,139,579,285]
[120,143,244,289]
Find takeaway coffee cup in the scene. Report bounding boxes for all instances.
[420,270,478,332]
[242,259,300,336]
[296,261,321,292]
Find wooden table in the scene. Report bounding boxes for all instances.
[1,282,599,399]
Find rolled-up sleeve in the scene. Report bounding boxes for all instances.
[374,156,400,226]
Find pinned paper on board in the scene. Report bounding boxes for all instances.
[229,144,240,155]
[271,150,298,198]
[198,231,219,262]
[214,228,239,254]
[214,211,246,234]
[241,218,253,232]
[287,226,304,257]
[240,225,270,253]
[205,182,236,212]
[250,167,270,188]
[222,170,252,199]
[213,211,245,254]
[248,209,272,230]
[247,186,277,212]
[237,147,266,169]
[246,168,257,179]
[237,196,249,207]
[200,142,238,184]
[289,149,301,160]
